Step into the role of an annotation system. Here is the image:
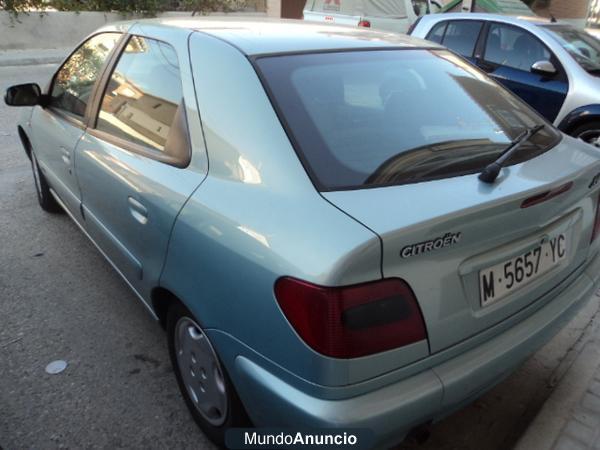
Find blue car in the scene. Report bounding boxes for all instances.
[411,13,600,148]
[5,18,600,448]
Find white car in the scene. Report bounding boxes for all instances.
[303,0,440,33]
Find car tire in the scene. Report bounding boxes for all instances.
[167,302,250,446]
[30,151,62,213]
[572,121,600,148]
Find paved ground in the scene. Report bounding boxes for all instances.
[1,63,600,450]
[516,299,600,450]
[0,64,215,449]
[0,48,67,67]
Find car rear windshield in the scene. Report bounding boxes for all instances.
[255,49,560,191]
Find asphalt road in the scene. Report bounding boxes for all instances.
[0,64,215,449]
[1,63,599,450]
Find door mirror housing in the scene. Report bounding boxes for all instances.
[4,83,43,106]
[531,60,558,77]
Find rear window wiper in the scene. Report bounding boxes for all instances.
[479,124,545,183]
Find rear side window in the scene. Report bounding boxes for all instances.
[256,49,559,191]
[484,23,551,71]
[426,21,447,44]
[440,21,483,58]
[51,33,121,119]
[96,36,183,152]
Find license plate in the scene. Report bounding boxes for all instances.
[479,234,568,307]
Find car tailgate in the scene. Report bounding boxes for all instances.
[323,136,600,353]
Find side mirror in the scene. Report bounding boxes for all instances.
[531,60,558,77]
[4,83,42,107]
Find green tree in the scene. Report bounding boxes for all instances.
[0,0,248,15]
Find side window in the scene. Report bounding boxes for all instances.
[441,21,483,58]
[51,33,121,119]
[484,23,551,71]
[96,36,184,153]
[426,22,447,44]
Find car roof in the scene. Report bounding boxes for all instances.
[418,12,565,30]
[122,17,442,55]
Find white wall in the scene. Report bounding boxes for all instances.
[0,10,267,51]
[0,11,135,50]
[267,0,282,17]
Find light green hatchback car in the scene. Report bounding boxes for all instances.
[5,17,600,448]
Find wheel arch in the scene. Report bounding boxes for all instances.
[558,105,600,135]
[151,286,184,329]
[17,125,32,160]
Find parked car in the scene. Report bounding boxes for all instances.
[303,0,440,33]
[411,13,600,147]
[6,18,600,448]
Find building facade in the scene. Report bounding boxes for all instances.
[533,0,587,21]
[267,0,305,18]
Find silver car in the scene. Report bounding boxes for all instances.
[411,13,600,147]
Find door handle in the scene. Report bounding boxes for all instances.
[59,146,70,165]
[128,196,148,225]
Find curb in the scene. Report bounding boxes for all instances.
[0,50,67,67]
[515,293,600,450]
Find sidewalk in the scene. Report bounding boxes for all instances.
[0,48,68,67]
[516,290,600,450]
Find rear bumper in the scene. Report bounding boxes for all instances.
[232,253,600,448]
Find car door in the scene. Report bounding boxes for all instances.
[477,22,568,122]
[75,33,207,301]
[425,20,484,64]
[29,32,123,219]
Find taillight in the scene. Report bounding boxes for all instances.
[591,194,600,242]
[520,182,573,209]
[274,277,427,358]
[358,20,371,28]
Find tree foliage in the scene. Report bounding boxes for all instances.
[0,0,248,15]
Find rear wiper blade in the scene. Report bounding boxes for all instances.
[478,124,545,183]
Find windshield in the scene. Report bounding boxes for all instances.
[543,24,600,74]
[256,49,559,191]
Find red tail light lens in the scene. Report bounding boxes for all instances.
[274,277,427,358]
[521,182,573,209]
[358,20,371,28]
[592,194,600,243]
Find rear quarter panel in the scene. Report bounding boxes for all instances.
[158,32,436,390]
